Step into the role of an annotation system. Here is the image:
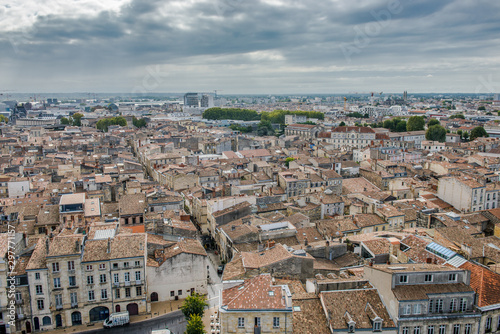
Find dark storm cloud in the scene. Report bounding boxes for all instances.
[0,0,499,93]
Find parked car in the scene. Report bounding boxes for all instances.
[217,265,224,275]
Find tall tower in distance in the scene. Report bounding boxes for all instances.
[403,91,407,101]
[184,93,199,107]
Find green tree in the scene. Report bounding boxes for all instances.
[60,117,70,125]
[180,293,208,320]
[428,118,440,127]
[202,107,260,121]
[339,121,346,127]
[457,129,463,137]
[470,126,488,140]
[185,314,206,334]
[449,113,465,119]
[0,115,8,123]
[478,106,486,111]
[395,121,407,132]
[285,157,295,168]
[407,116,425,131]
[72,113,84,126]
[425,124,446,142]
[257,120,274,136]
[462,131,469,141]
[132,117,147,128]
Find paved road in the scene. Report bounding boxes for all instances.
[75,311,186,334]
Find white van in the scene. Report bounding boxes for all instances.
[103,311,130,328]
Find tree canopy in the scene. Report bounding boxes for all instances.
[449,113,465,119]
[0,115,8,123]
[407,116,425,131]
[185,314,206,334]
[260,110,324,124]
[202,107,260,121]
[60,117,70,125]
[132,117,147,128]
[346,112,369,118]
[180,293,208,320]
[470,126,488,140]
[425,124,446,142]
[427,118,440,127]
[72,113,84,126]
[96,116,127,132]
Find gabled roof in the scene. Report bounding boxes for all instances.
[459,261,500,307]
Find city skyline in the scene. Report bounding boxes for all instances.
[1,0,500,94]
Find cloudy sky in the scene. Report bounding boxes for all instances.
[1,0,500,94]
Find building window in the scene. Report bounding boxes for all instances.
[439,325,446,334]
[124,272,130,282]
[114,273,119,283]
[170,291,175,297]
[100,274,107,283]
[99,263,106,270]
[273,317,280,328]
[403,304,411,315]
[453,324,460,334]
[428,326,434,334]
[68,261,75,271]
[413,304,421,314]
[124,262,129,268]
[86,265,93,271]
[465,324,472,334]
[459,298,467,311]
[374,321,382,332]
[55,294,62,307]
[115,289,120,299]
[52,262,60,272]
[88,290,95,301]
[449,273,457,281]
[136,286,142,296]
[35,272,40,280]
[37,299,44,310]
[178,289,182,296]
[450,298,457,312]
[101,289,108,300]
[414,326,421,334]
[255,317,261,327]
[69,276,76,287]
[87,276,94,285]
[135,271,141,281]
[70,292,78,306]
[425,274,433,282]
[125,288,131,297]
[402,327,409,334]
[238,317,244,328]
[436,299,443,313]
[36,285,43,295]
[53,277,61,289]
[135,260,140,267]
[486,317,492,332]
[113,263,119,269]
[400,275,408,283]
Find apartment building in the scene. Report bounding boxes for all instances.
[365,264,480,334]
[327,126,377,149]
[24,228,147,331]
[220,274,293,333]
[437,177,486,212]
[278,171,310,199]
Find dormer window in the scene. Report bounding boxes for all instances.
[349,324,355,333]
[373,321,382,332]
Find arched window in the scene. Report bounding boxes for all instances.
[42,316,52,326]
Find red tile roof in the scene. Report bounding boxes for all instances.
[222,274,288,310]
[459,261,500,307]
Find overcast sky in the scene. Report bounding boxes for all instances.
[1,0,500,95]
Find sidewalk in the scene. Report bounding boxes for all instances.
[49,299,185,334]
